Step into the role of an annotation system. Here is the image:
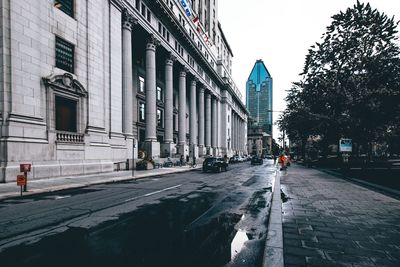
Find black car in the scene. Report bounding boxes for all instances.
[229,156,239,163]
[203,157,228,172]
[251,157,263,165]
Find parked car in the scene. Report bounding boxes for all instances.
[229,156,239,164]
[265,154,273,159]
[251,156,263,165]
[203,157,228,172]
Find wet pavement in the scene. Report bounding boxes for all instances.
[281,165,400,267]
[0,161,276,267]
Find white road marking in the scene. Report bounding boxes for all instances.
[124,184,182,202]
[54,195,71,200]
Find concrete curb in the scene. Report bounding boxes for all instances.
[0,166,201,200]
[262,169,284,267]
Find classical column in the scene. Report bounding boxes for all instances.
[144,35,160,158]
[231,112,234,151]
[234,114,238,152]
[205,92,211,154]
[220,99,227,155]
[178,68,187,155]
[239,118,243,153]
[236,115,239,152]
[162,53,175,157]
[211,97,218,155]
[189,79,197,156]
[122,10,136,137]
[198,88,205,156]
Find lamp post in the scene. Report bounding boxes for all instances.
[132,141,136,177]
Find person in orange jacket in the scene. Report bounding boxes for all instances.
[278,153,288,170]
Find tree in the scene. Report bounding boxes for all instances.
[281,1,400,157]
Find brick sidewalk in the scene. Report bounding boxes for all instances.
[280,165,400,267]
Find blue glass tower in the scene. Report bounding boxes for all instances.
[246,60,273,136]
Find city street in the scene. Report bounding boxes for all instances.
[0,161,276,267]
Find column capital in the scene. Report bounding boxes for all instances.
[165,52,176,66]
[146,34,160,51]
[179,66,189,77]
[205,91,212,99]
[190,78,198,87]
[199,87,205,94]
[122,9,137,30]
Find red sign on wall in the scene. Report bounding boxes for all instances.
[20,164,31,173]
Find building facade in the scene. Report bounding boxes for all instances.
[246,60,272,156]
[246,59,272,135]
[0,0,247,182]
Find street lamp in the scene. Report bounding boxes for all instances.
[132,141,136,177]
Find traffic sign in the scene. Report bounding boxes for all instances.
[17,175,26,186]
[339,138,352,152]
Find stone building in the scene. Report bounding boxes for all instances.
[0,0,247,182]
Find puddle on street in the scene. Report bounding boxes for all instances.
[0,190,270,267]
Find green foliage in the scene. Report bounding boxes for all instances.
[279,1,400,155]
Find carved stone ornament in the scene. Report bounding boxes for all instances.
[43,73,87,97]
[146,34,161,50]
[165,52,176,65]
[122,9,137,30]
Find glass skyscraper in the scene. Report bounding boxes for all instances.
[246,59,273,135]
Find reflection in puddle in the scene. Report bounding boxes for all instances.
[231,229,248,260]
[0,188,272,267]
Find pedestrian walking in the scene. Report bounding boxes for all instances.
[191,155,197,168]
[278,153,288,171]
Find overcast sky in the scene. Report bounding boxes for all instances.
[218,0,400,139]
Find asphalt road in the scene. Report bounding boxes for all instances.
[0,160,277,267]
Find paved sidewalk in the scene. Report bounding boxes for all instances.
[280,165,400,267]
[0,164,201,200]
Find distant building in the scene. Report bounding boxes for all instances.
[247,117,272,156]
[246,60,273,155]
[246,60,273,136]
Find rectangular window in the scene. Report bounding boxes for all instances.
[157,109,163,127]
[167,32,170,42]
[158,22,162,34]
[147,9,151,22]
[156,86,163,101]
[139,76,145,93]
[55,36,74,73]
[54,0,74,17]
[139,102,145,122]
[135,0,140,10]
[55,96,77,132]
[162,27,166,38]
[141,3,146,16]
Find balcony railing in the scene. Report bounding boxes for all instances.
[56,131,84,144]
